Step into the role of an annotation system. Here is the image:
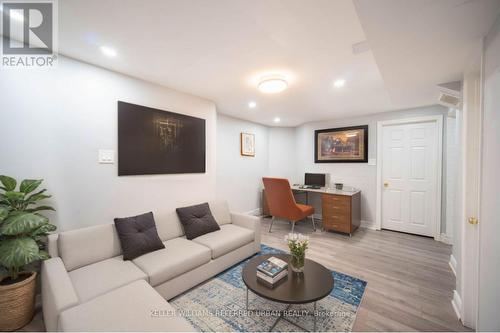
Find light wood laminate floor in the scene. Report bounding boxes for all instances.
[261,217,469,332]
[21,217,469,332]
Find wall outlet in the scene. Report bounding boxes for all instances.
[98,149,115,164]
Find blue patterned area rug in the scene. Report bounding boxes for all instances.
[170,245,367,332]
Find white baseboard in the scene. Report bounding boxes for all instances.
[360,220,377,230]
[449,254,457,277]
[244,208,262,216]
[451,290,462,320]
[436,233,453,245]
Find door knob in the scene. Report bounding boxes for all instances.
[468,217,479,225]
[383,181,389,188]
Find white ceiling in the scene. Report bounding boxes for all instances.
[57,0,500,126]
[354,0,500,109]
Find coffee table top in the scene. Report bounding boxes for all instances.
[242,253,334,304]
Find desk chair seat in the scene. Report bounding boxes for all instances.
[296,204,314,216]
[262,177,316,233]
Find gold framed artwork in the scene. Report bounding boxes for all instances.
[240,132,255,156]
[315,125,368,163]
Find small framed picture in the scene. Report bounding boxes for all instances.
[240,132,255,156]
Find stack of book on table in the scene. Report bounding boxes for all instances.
[257,256,288,287]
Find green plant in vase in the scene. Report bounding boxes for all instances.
[0,175,57,330]
[285,233,309,273]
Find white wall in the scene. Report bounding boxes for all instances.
[215,114,269,213]
[451,109,463,292]
[268,127,296,181]
[0,56,217,232]
[292,105,448,227]
[478,15,500,331]
[446,112,460,243]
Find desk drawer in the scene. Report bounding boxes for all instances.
[323,203,350,215]
[322,195,350,214]
[323,216,351,233]
[322,194,350,207]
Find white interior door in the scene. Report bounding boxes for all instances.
[381,120,440,237]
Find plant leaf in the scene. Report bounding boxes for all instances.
[38,250,50,261]
[0,237,40,268]
[30,222,57,237]
[25,190,50,204]
[0,212,48,236]
[26,205,55,212]
[0,176,16,191]
[4,191,25,202]
[20,179,42,194]
[0,205,9,222]
[25,189,46,201]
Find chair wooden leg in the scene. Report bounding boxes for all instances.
[311,215,316,231]
[268,216,275,233]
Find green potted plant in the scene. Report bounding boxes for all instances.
[0,175,56,331]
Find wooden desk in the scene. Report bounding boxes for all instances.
[262,186,361,236]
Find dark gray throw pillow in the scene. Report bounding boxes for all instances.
[114,212,165,260]
[176,202,221,240]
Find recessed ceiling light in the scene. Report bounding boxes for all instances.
[100,46,117,58]
[273,117,281,123]
[334,79,345,88]
[258,76,288,94]
[248,101,257,109]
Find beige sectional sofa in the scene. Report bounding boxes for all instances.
[41,201,261,331]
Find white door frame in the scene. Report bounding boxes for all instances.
[375,115,444,239]
[456,41,483,329]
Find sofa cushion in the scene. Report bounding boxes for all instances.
[114,212,165,260]
[58,280,194,332]
[69,256,147,303]
[192,224,255,259]
[155,211,185,242]
[176,202,220,240]
[132,237,211,286]
[209,201,232,225]
[58,224,122,272]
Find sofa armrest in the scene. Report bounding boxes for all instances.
[41,257,79,332]
[47,233,59,258]
[231,212,261,253]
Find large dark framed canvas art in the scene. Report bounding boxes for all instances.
[315,125,368,163]
[118,101,206,175]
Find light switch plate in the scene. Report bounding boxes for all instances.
[98,149,115,164]
[368,158,376,166]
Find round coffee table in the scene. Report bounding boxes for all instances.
[242,253,334,331]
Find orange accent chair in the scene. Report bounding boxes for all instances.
[262,177,316,233]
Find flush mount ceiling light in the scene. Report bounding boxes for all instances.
[273,117,281,123]
[258,75,288,94]
[334,79,346,88]
[100,46,117,58]
[248,101,257,109]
